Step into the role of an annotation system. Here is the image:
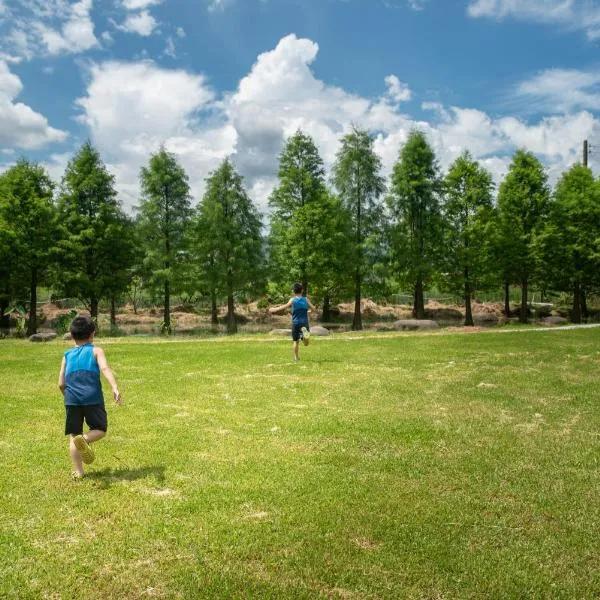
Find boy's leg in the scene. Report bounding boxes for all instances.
[84,430,106,443]
[293,341,300,361]
[69,435,84,476]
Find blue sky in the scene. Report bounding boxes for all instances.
[1,0,599,210]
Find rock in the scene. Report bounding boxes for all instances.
[29,332,57,342]
[541,316,568,326]
[63,332,72,340]
[310,325,331,336]
[393,319,439,331]
[473,313,499,325]
[270,329,292,336]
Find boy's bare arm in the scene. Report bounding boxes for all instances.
[58,357,66,395]
[94,347,122,404]
[269,299,293,314]
[307,298,318,311]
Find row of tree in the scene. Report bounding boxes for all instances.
[1,128,599,336]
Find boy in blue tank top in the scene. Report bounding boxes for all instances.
[58,316,122,479]
[269,283,317,361]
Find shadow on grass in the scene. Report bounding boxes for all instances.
[86,465,166,489]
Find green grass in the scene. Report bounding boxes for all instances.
[1,328,599,599]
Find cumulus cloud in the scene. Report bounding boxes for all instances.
[122,0,162,9]
[467,0,600,41]
[36,0,98,55]
[117,9,158,36]
[0,60,67,149]
[74,34,600,213]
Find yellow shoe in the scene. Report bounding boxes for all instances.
[74,435,95,464]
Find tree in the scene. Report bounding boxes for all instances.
[332,126,385,330]
[0,160,57,335]
[388,130,443,319]
[538,164,600,323]
[191,159,263,334]
[138,147,192,334]
[56,142,132,322]
[442,151,494,326]
[497,150,550,323]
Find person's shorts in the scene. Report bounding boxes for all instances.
[292,323,309,342]
[65,404,107,435]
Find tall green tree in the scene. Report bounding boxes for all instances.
[387,130,443,319]
[497,150,550,323]
[442,151,494,326]
[138,147,192,334]
[538,164,600,323]
[0,160,56,335]
[268,130,327,294]
[332,126,385,330]
[56,142,132,322]
[191,159,263,334]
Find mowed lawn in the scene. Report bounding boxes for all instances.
[1,329,599,599]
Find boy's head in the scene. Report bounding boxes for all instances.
[293,282,303,295]
[70,315,96,342]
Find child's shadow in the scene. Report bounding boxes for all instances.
[86,466,165,489]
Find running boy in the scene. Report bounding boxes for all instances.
[269,283,317,361]
[58,315,121,479]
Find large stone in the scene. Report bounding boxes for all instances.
[541,316,568,326]
[270,328,292,336]
[63,332,72,340]
[310,326,330,336]
[393,319,439,331]
[29,332,57,342]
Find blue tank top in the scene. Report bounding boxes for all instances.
[64,344,104,406]
[291,296,309,325]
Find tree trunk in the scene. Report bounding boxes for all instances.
[464,269,474,327]
[211,290,218,326]
[302,278,308,297]
[0,299,9,334]
[27,268,37,336]
[90,297,99,321]
[110,296,117,329]
[163,280,171,334]
[504,282,510,317]
[581,287,588,321]
[322,293,331,323]
[413,278,425,320]
[519,279,528,324]
[572,282,582,324]
[352,268,362,331]
[226,290,237,334]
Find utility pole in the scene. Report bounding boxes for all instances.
[583,140,588,168]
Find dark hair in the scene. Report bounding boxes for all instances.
[70,315,96,341]
[293,282,303,295]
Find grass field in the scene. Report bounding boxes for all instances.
[1,328,599,599]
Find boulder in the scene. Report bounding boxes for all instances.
[393,319,439,331]
[310,325,331,336]
[473,313,499,325]
[270,328,292,336]
[541,316,568,326]
[29,332,57,342]
[63,332,72,341]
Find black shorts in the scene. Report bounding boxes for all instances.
[292,323,309,342]
[65,404,108,435]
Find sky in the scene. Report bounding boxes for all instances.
[1,0,599,212]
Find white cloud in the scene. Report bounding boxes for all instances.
[101,30,113,43]
[516,68,600,113]
[37,0,98,55]
[163,36,176,58]
[467,0,600,41]
[117,9,158,36]
[176,26,186,38]
[0,60,67,149]
[385,75,412,103]
[74,34,600,213]
[122,0,162,9]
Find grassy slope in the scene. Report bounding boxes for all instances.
[0,329,599,599]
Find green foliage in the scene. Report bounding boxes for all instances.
[55,309,78,335]
[190,159,263,333]
[387,130,443,316]
[138,147,192,333]
[332,126,386,328]
[55,142,133,318]
[497,149,550,320]
[441,151,494,323]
